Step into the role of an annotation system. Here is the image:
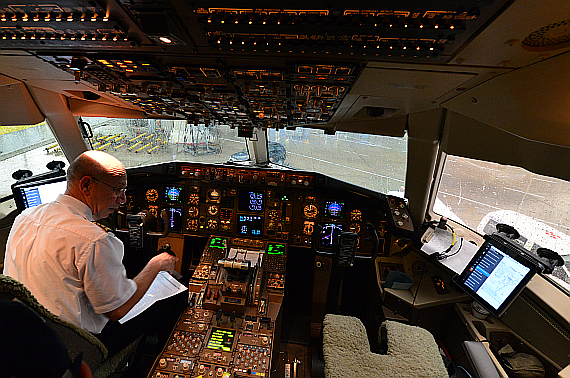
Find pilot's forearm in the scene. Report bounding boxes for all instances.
[104,252,177,321]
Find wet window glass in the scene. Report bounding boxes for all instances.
[435,154,570,293]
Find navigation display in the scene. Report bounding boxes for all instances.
[164,186,183,204]
[237,215,263,237]
[453,237,539,318]
[320,223,344,248]
[166,207,183,232]
[206,328,236,352]
[238,189,265,212]
[323,200,345,219]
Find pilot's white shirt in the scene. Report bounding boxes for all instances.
[3,194,136,334]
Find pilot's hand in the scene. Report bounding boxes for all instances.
[148,252,178,273]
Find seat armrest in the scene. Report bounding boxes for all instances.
[463,341,502,378]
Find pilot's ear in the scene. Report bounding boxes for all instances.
[78,176,93,195]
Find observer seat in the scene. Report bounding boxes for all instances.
[0,274,140,378]
[322,314,448,378]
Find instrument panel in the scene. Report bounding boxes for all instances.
[120,162,401,252]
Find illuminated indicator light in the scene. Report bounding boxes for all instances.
[103,16,109,21]
[241,41,244,44]
[113,36,118,41]
[22,14,29,21]
[142,63,150,66]
[249,21,252,24]
[67,15,73,21]
[124,60,132,63]
[21,35,26,39]
[91,16,97,21]
[102,36,107,41]
[235,20,238,24]
[11,35,16,39]
[70,36,75,40]
[420,24,424,28]
[434,25,438,29]
[123,37,128,41]
[92,36,96,40]
[106,64,113,67]
[1,15,6,22]
[207,19,211,23]
[30,35,35,39]
[56,15,61,21]
[61,35,65,40]
[450,25,454,29]
[50,35,55,39]
[81,35,86,40]
[417,46,420,50]
[44,16,50,21]
[11,15,17,21]
[221,20,225,23]
[159,36,172,43]
[404,24,407,27]
[40,35,45,39]
[2,35,6,40]
[430,47,434,50]
[403,46,406,49]
[126,69,134,72]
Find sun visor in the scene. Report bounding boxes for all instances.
[67,97,145,119]
[331,116,407,137]
[0,79,44,126]
[442,111,570,182]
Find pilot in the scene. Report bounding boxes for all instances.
[3,150,185,356]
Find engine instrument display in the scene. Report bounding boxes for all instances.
[323,200,345,219]
[237,215,263,237]
[188,206,199,218]
[188,193,200,205]
[164,186,183,204]
[207,204,219,216]
[238,190,265,212]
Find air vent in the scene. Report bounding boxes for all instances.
[522,19,570,51]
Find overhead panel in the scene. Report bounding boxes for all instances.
[0,0,510,130]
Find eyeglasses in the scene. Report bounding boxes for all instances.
[91,176,127,197]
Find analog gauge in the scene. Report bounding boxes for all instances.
[187,219,199,232]
[207,189,221,203]
[188,193,200,205]
[207,218,218,230]
[268,210,279,221]
[146,188,159,202]
[207,204,219,216]
[350,209,362,222]
[349,223,361,234]
[188,206,199,218]
[303,204,318,219]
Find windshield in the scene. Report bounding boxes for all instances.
[434,154,570,293]
[268,128,408,194]
[0,121,63,199]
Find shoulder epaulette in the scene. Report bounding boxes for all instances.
[92,221,112,233]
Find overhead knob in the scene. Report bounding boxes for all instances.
[159,358,167,368]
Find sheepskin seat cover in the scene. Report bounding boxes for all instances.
[323,314,448,378]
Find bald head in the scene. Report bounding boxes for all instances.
[65,151,127,220]
[67,151,126,184]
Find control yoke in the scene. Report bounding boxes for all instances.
[126,209,170,249]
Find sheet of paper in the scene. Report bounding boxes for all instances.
[119,271,187,324]
[421,227,480,274]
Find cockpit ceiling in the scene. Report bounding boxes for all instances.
[0,0,514,128]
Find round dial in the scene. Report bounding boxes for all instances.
[350,209,362,222]
[146,188,159,202]
[207,189,221,202]
[187,219,199,232]
[303,204,318,219]
[207,218,218,230]
[349,223,361,234]
[188,193,200,205]
[207,204,219,216]
[268,210,279,221]
[188,206,199,218]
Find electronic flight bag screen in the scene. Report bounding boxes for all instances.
[206,328,236,352]
[238,189,265,212]
[453,237,539,318]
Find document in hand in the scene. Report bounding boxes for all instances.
[119,271,187,324]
